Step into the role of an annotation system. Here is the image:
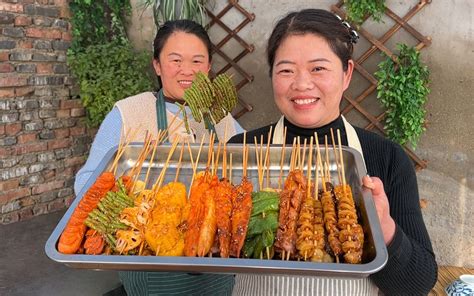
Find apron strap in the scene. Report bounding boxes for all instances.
[341,115,367,170]
[272,116,286,145]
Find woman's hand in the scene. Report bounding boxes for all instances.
[362,176,396,245]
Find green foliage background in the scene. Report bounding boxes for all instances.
[68,0,155,127]
[344,0,386,25]
[375,44,430,149]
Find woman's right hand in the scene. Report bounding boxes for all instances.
[362,176,396,246]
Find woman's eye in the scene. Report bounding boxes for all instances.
[193,60,203,64]
[278,69,293,74]
[173,59,181,63]
[312,66,325,72]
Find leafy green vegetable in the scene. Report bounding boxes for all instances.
[344,0,386,25]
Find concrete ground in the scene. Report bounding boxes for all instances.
[0,210,121,296]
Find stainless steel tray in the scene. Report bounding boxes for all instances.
[45,143,387,277]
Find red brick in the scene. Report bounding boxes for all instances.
[0,125,4,135]
[0,147,14,157]
[15,86,34,96]
[69,126,85,136]
[17,133,37,144]
[62,31,72,41]
[18,40,33,49]
[0,88,15,98]
[0,77,27,87]
[42,170,55,181]
[15,142,47,154]
[64,196,74,207]
[15,16,31,27]
[0,179,19,192]
[25,28,62,39]
[59,6,71,19]
[0,188,30,204]
[65,156,84,168]
[0,63,14,73]
[48,198,66,211]
[32,180,63,195]
[33,203,47,215]
[0,52,9,62]
[56,109,69,118]
[19,207,34,220]
[36,63,52,74]
[0,3,23,13]
[47,138,71,150]
[1,212,19,224]
[36,0,49,5]
[54,128,69,138]
[21,197,34,207]
[70,108,85,117]
[60,99,82,109]
[5,123,22,135]
[55,0,68,5]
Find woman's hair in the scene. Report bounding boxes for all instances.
[267,9,357,75]
[153,19,212,61]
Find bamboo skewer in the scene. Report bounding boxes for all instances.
[242,131,247,178]
[337,129,347,188]
[330,129,343,185]
[264,126,273,189]
[189,135,206,192]
[278,126,287,190]
[324,135,331,184]
[307,136,313,200]
[174,142,185,182]
[144,138,159,188]
[254,136,262,191]
[301,138,307,172]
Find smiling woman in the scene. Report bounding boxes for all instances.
[73,19,243,296]
[229,8,437,295]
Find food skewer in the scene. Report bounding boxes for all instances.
[330,128,343,185]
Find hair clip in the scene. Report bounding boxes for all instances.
[334,13,359,44]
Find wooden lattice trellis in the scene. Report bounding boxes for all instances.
[331,0,432,170]
[206,0,254,119]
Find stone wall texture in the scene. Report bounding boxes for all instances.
[0,0,94,224]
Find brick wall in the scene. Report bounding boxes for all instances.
[0,0,94,224]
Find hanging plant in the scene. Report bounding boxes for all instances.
[68,0,156,127]
[375,44,430,149]
[143,0,208,28]
[343,0,386,25]
[141,0,209,28]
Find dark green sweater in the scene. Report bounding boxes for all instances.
[228,116,438,295]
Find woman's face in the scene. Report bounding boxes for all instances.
[153,31,211,100]
[272,34,353,128]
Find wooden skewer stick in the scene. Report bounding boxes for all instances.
[281,250,285,261]
[174,142,185,182]
[315,134,326,193]
[306,136,313,200]
[278,126,287,190]
[324,135,331,184]
[337,129,347,187]
[266,247,271,260]
[330,128,343,185]
[264,126,273,189]
[296,136,301,170]
[301,138,307,172]
[242,131,247,178]
[112,126,127,175]
[229,153,233,183]
[144,136,159,188]
[254,136,262,190]
[190,135,206,190]
[313,133,319,199]
[155,138,180,191]
[289,137,297,171]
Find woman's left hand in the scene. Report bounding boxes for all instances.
[362,176,396,245]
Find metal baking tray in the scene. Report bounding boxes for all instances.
[45,143,387,277]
